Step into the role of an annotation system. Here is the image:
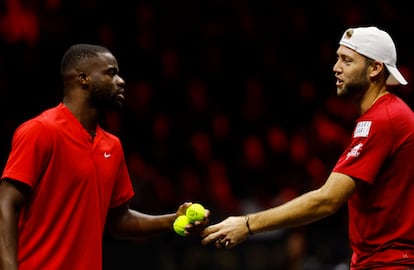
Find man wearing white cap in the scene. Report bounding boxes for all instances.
[201,26,414,269]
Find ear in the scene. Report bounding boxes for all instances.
[78,72,90,88]
[369,61,385,80]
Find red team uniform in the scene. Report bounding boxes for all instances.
[1,103,135,270]
[333,94,414,269]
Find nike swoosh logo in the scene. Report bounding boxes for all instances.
[104,152,111,158]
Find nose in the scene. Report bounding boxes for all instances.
[116,75,125,87]
[332,60,340,74]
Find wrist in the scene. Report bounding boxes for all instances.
[245,215,253,235]
[171,213,178,230]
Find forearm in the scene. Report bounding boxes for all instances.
[108,210,176,239]
[0,205,19,270]
[248,188,339,234]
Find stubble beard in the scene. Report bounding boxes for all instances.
[90,84,124,112]
[338,72,370,101]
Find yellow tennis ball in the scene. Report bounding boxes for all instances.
[173,215,190,236]
[186,203,206,223]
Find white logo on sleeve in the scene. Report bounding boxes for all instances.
[104,152,111,158]
[354,121,372,138]
[346,143,363,160]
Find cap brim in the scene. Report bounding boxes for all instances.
[386,65,408,85]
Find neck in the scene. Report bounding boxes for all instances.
[358,85,388,115]
[63,97,99,135]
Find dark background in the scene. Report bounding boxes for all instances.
[1,0,413,269]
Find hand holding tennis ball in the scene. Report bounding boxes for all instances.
[186,203,206,223]
[173,202,207,236]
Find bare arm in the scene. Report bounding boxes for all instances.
[0,179,30,270]
[106,202,210,240]
[201,172,357,248]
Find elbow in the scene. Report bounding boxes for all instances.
[322,201,342,216]
[106,224,131,240]
[315,190,345,217]
[105,204,134,239]
[106,222,122,239]
[106,215,129,240]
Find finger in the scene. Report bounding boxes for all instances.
[215,239,222,248]
[220,239,231,248]
[214,238,228,248]
[200,224,220,237]
[198,209,210,223]
[177,202,192,216]
[201,231,223,245]
[193,217,209,226]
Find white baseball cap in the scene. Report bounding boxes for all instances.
[339,26,407,85]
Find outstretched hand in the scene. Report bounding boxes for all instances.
[200,216,250,248]
[175,202,210,236]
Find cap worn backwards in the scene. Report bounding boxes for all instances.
[339,26,407,85]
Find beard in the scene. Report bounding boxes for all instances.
[338,70,370,101]
[89,84,124,111]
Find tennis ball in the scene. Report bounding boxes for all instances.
[186,203,206,223]
[173,215,190,236]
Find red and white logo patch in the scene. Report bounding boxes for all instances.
[346,143,363,160]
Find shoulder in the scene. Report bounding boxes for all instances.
[383,94,414,129]
[359,95,414,140]
[16,117,47,135]
[386,94,413,113]
[13,106,63,140]
[365,94,413,122]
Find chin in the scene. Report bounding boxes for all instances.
[94,102,123,112]
[108,103,123,111]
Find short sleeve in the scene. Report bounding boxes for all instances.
[1,120,53,188]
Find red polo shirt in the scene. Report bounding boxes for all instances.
[2,103,135,270]
[333,94,414,269]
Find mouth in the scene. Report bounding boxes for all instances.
[336,78,344,87]
[117,89,125,100]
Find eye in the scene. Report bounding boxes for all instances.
[339,56,352,65]
[106,68,118,77]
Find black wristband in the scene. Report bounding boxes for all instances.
[245,215,253,235]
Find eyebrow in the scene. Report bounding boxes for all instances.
[105,66,119,74]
